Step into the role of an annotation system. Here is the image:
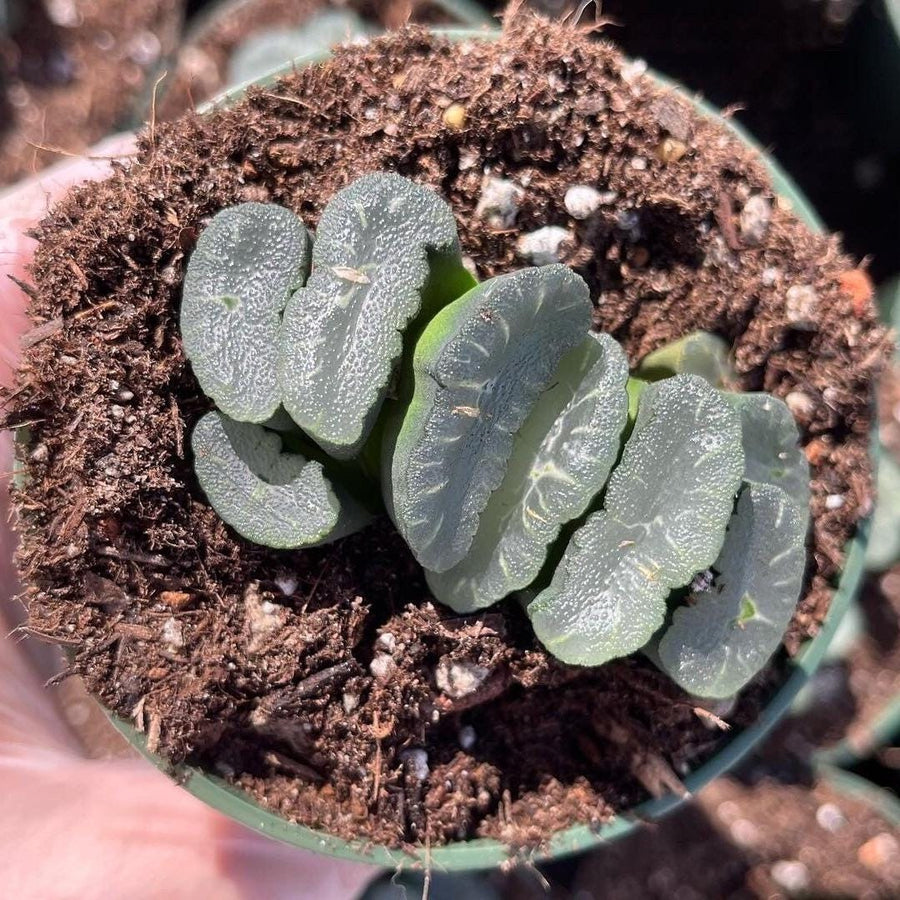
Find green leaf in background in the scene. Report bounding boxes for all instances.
[389,265,593,573]
[192,411,369,549]
[865,451,900,571]
[279,173,473,459]
[634,331,734,388]
[526,375,744,666]
[657,482,807,698]
[728,392,810,518]
[181,203,311,423]
[427,332,629,612]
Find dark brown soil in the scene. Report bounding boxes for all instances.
[0,0,183,186]
[155,0,487,121]
[4,16,892,850]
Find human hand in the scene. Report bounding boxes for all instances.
[0,138,376,900]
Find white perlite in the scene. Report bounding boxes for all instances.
[785,284,820,331]
[369,653,396,683]
[475,176,524,229]
[516,226,570,265]
[564,185,603,220]
[740,195,772,246]
[434,658,491,699]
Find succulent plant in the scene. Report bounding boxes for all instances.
[180,173,811,697]
[228,10,376,87]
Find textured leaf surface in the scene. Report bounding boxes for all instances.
[728,392,809,516]
[635,331,733,388]
[192,412,367,549]
[427,333,629,611]
[527,375,744,666]
[181,203,310,423]
[657,482,806,697]
[279,173,471,458]
[390,265,592,573]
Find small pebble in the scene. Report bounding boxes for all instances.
[564,185,603,220]
[475,176,524,230]
[118,389,135,402]
[630,156,648,171]
[369,653,395,683]
[375,632,397,654]
[274,574,298,596]
[740,195,772,246]
[656,137,687,164]
[815,802,847,833]
[342,691,360,714]
[858,832,899,870]
[761,266,780,287]
[458,725,477,750]
[729,818,760,847]
[785,391,815,422]
[110,404,125,420]
[30,443,49,463]
[161,617,184,651]
[825,494,845,510]
[442,103,467,130]
[597,190,619,205]
[516,226,570,265]
[770,860,809,894]
[435,659,491,699]
[785,284,820,331]
[401,748,430,782]
[620,58,648,84]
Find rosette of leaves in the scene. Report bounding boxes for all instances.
[181,173,811,698]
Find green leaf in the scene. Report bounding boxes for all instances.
[181,203,311,424]
[727,392,809,516]
[634,331,733,388]
[656,482,807,698]
[526,375,744,666]
[279,173,472,459]
[427,333,629,611]
[228,11,375,86]
[389,265,593,573]
[192,411,369,549]
[865,449,900,572]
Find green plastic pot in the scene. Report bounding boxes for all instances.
[101,28,869,872]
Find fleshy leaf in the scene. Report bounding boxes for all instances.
[728,392,809,516]
[427,332,629,611]
[279,173,473,459]
[181,203,311,423]
[634,331,733,388]
[526,375,744,666]
[865,449,900,572]
[192,411,368,549]
[228,11,374,86]
[389,265,593,573]
[657,482,806,698]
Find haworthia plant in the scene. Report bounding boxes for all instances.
[526,375,744,667]
[192,412,368,549]
[279,173,474,459]
[657,482,807,697]
[727,392,810,518]
[388,265,592,573]
[179,174,813,696]
[228,10,375,86]
[427,332,629,611]
[635,331,733,388]
[181,203,311,423]
[865,451,900,572]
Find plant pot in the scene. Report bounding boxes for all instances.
[8,21,885,874]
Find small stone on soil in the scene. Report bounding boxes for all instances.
[564,185,603,219]
[458,725,477,750]
[785,391,816,424]
[785,284,821,330]
[770,860,810,894]
[516,226,570,264]
[815,802,847,832]
[401,748,430,781]
[434,658,491,699]
[369,653,396,683]
[761,266,781,287]
[375,632,397,654]
[475,176,523,229]
[740,195,772,246]
[857,832,899,870]
[161,617,184,651]
[342,691,360,713]
[825,494,845,510]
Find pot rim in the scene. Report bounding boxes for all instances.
[102,26,866,871]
